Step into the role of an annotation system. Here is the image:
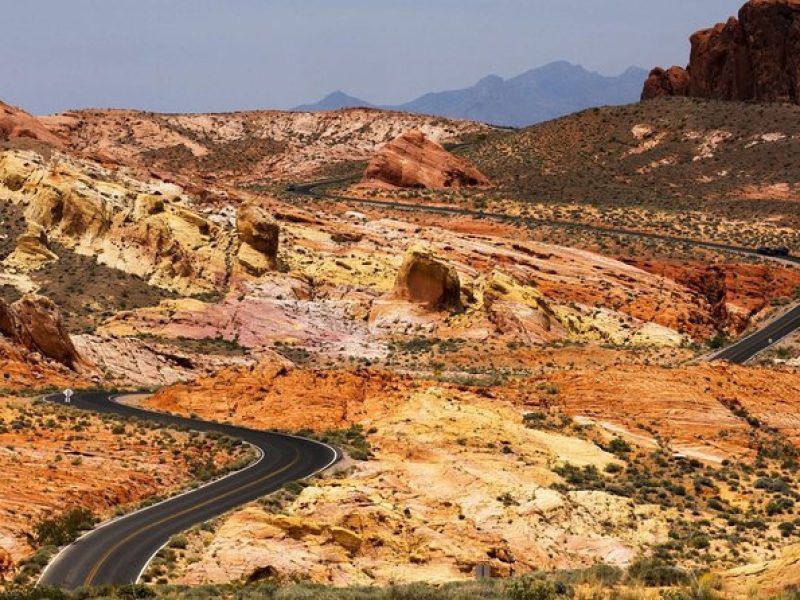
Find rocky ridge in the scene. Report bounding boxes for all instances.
[643,0,800,104]
[41,108,490,185]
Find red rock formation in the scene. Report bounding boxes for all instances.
[0,101,64,147]
[392,246,462,311]
[642,0,800,104]
[0,295,82,369]
[642,67,691,99]
[361,130,490,190]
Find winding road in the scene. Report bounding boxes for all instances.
[35,171,800,590]
[290,178,800,365]
[38,391,339,590]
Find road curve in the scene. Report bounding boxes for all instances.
[38,391,339,590]
[290,178,800,365]
[711,303,800,364]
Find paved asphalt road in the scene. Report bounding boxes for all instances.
[38,391,338,589]
[712,303,800,364]
[290,178,800,365]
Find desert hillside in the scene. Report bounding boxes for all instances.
[463,97,800,223]
[41,108,490,186]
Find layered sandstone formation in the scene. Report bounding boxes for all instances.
[103,211,732,358]
[0,149,232,294]
[643,0,800,103]
[153,361,800,587]
[149,365,390,430]
[73,334,259,388]
[361,130,490,189]
[724,544,800,596]
[153,376,659,585]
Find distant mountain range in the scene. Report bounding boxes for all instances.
[293,61,648,128]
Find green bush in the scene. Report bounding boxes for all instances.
[507,577,567,600]
[0,588,70,600]
[32,507,95,548]
[607,438,632,456]
[168,534,188,550]
[627,557,689,587]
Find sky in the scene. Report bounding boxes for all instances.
[0,0,744,115]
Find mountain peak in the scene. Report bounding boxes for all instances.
[324,90,355,101]
[293,91,373,112]
[476,74,504,88]
[294,61,645,127]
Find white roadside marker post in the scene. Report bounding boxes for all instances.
[63,388,73,404]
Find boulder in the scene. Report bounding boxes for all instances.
[361,130,490,190]
[237,204,280,275]
[10,294,82,369]
[392,246,461,311]
[641,66,691,100]
[268,515,324,539]
[643,0,800,104]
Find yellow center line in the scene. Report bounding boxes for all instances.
[83,447,301,586]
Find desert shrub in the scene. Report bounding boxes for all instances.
[553,463,604,488]
[559,563,623,586]
[0,588,70,600]
[507,576,569,600]
[707,334,728,349]
[32,507,95,548]
[755,477,790,493]
[314,425,372,460]
[627,557,689,587]
[168,534,188,550]
[767,497,795,515]
[607,438,632,456]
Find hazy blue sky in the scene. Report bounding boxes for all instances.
[0,0,743,114]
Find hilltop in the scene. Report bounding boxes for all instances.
[463,97,800,225]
